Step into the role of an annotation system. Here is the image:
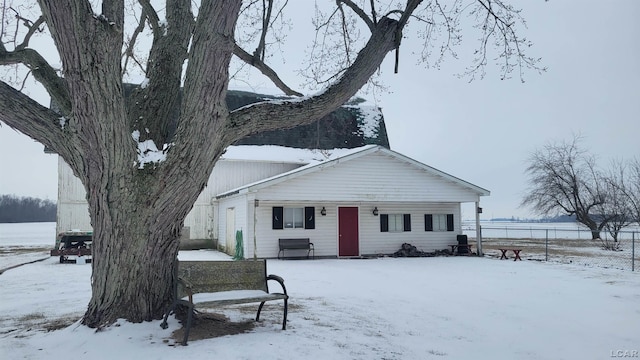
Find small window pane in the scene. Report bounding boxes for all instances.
[284,207,304,229]
[433,214,447,231]
[293,207,303,228]
[389,214,404,232]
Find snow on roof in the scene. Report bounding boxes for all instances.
[220,145,375,164]
[343,104,382,139]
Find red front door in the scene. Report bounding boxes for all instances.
[338,207,359,257]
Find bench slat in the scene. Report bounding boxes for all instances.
[187,290,287,306]
[178,260,268,296]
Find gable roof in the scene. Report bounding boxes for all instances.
[46,87,389,154]
[228,90,390,149]
[216,145,490,199]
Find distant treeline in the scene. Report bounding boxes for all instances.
[0,195,56,223]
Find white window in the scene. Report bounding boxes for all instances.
[425,214,453,232]
[432,214,448,231]
[284,207,304,229]
[388,214,405,232]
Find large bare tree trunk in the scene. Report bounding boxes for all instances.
[85,204,182,326]
[78,0,241,326]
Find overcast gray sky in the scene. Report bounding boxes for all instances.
[1,0,638,220]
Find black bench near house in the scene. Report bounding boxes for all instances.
[160,260,288,345]
[278,238,314,259]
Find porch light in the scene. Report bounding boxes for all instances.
[372,207,379,216]
[321,207,327,216]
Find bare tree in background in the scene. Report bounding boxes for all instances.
[0,0,543,328]
[521,136,611,240]
[622,158,640,224]
[597,160,633,249]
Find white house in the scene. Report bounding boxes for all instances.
[215,145,489,258]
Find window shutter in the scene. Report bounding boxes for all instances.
[403,214,411,231]
[380,214,389,232]
[304,207,315,229]
[272,207,283,229]
[425,214,433,231]
[446,214,454,231]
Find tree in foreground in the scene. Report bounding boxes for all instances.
[0,1,542,328]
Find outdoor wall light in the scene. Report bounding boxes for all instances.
[372,207,379,216]
[321,207,327,216]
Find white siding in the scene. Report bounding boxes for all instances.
[183,204,213,240]
[221,199,463,259]
[251,152,482,203]
[250,201,337,258]
[56,159,90,234]
[358,202,461,255]
[56,158,301,242]
[216,196,248,255]
[194,160,301,206]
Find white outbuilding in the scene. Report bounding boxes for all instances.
[214,145,489,258]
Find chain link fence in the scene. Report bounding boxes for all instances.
[463,225,638,271]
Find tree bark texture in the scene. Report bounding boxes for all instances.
[1,1,406,327]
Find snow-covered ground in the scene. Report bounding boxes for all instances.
[1,223,639,359]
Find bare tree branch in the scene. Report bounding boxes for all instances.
[252,0,273,61]
[338,0,374,31]
[138,0,161,38]
[14,15,45,50]
[122,8,148,76]
[228,17,399,140]
[128,0,194,145]
[0,46,71,115]
[0,81,81,174]
[233,43,302,96]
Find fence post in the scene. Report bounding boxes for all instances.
[475,225,482,256]
[633,232,635,272]
[545,229,549,262]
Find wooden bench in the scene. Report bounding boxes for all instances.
[278,238,314,259]
[160,260,288,345]
[498,248,523,261]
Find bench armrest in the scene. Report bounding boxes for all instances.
[177,276,195,303]
[267,274,288,296]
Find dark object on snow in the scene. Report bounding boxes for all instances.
[392,243,451,257]
[50,231,93,264]
[456,235,469,255]
[393,243,431,257]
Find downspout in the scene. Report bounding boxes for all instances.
[253,199,258,260]
[475,201,483,256]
